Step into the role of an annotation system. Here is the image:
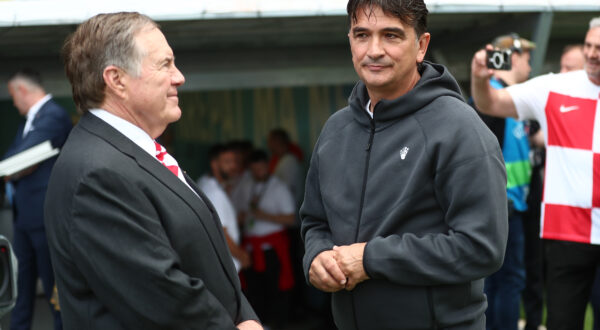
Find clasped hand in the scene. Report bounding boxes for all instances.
[308,242,369,292]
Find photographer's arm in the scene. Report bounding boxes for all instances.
[471,47,519,119]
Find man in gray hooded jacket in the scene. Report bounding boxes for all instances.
[300,0,508,329]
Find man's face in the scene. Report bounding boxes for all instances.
[7,82,29,116]
[560,48,585,73]
[217,151,239,181]
[250,161,269,182]
[126,26,185,138]
[348,6,429,97]
[512,51,531,84]
[583,26,600,84]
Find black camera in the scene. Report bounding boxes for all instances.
[0,235,17,319]
[486,49,512,70]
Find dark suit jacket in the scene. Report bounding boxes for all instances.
[2,98,72,230]
[44,113,258,330]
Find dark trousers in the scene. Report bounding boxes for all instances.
[592,268,600,330]
[485,212,526,330]
[522,159,544,330]
[10,227,62,330]
[522,208,544,330]
[243,248,290,329]
[544,240,600,330]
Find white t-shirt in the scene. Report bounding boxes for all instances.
[229,169,253,213]
[273,153,303,204]
[244,176,295,238]
[198,175,242,271]
[506,70,600,244]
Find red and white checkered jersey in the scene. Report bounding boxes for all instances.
[507,70,600,244]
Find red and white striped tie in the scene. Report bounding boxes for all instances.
[154,142,180,177]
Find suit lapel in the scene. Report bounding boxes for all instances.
[78,114,238,285]
[28,99,51,134]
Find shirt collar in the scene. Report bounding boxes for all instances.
[89,109,156,158]
[27,94,52,121]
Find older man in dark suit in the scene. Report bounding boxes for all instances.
[43,12,261,330]
[3,68,72,330]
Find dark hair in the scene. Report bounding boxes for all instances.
[268,128,291,145]
[8,68,43,88]
[347,0,428,37]
[228,140,254,153]
[207,144,225,163]
[207,143,236,162]
[248,149,269,164]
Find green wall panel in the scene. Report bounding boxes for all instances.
[171,84,354,179]
[1,84,355,181]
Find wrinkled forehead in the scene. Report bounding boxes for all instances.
[134,26,173,61]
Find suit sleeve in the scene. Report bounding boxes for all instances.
[69,168,239,330]
[236,293,258,325]
[3,105,71,159]
[300,141,334,283]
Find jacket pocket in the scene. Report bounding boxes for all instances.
[349,280,434,330]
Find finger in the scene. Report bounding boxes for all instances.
[474,49,487,66]
[310,274,343,292]
[323,256,347,285]
[345,278,357,291]
[310,260,345,291]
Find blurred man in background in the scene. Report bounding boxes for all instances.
[3,68,72,330]
[560,44,585,73]
[471,16,600,330]
[198,143,251,273]
[472,33,535,330]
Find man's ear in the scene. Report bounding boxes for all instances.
[102,65,127,99]
[16,82,29,96]
[416,32,431,64]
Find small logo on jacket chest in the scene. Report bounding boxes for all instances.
[400,147,410,160]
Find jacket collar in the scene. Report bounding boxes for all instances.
[348,61,464,128]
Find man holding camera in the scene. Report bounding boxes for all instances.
[471,17,600,330]
[473,34,535,330]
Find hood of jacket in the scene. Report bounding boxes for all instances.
[348,61,465,127]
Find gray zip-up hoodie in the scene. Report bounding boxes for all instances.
[301,62,508,330]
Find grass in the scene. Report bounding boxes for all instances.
[521,302,595,329]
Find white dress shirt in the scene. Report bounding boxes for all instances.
[23,94,52,137]
[89,109,196,193]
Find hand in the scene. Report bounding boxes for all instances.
[237,320,263,330]
[471,45,495,81]
[239,250,252,269]
[309,250,347,292]
[333,243,369,291]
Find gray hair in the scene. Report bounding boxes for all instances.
[590,17,600,29]
[62,12,158,113]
